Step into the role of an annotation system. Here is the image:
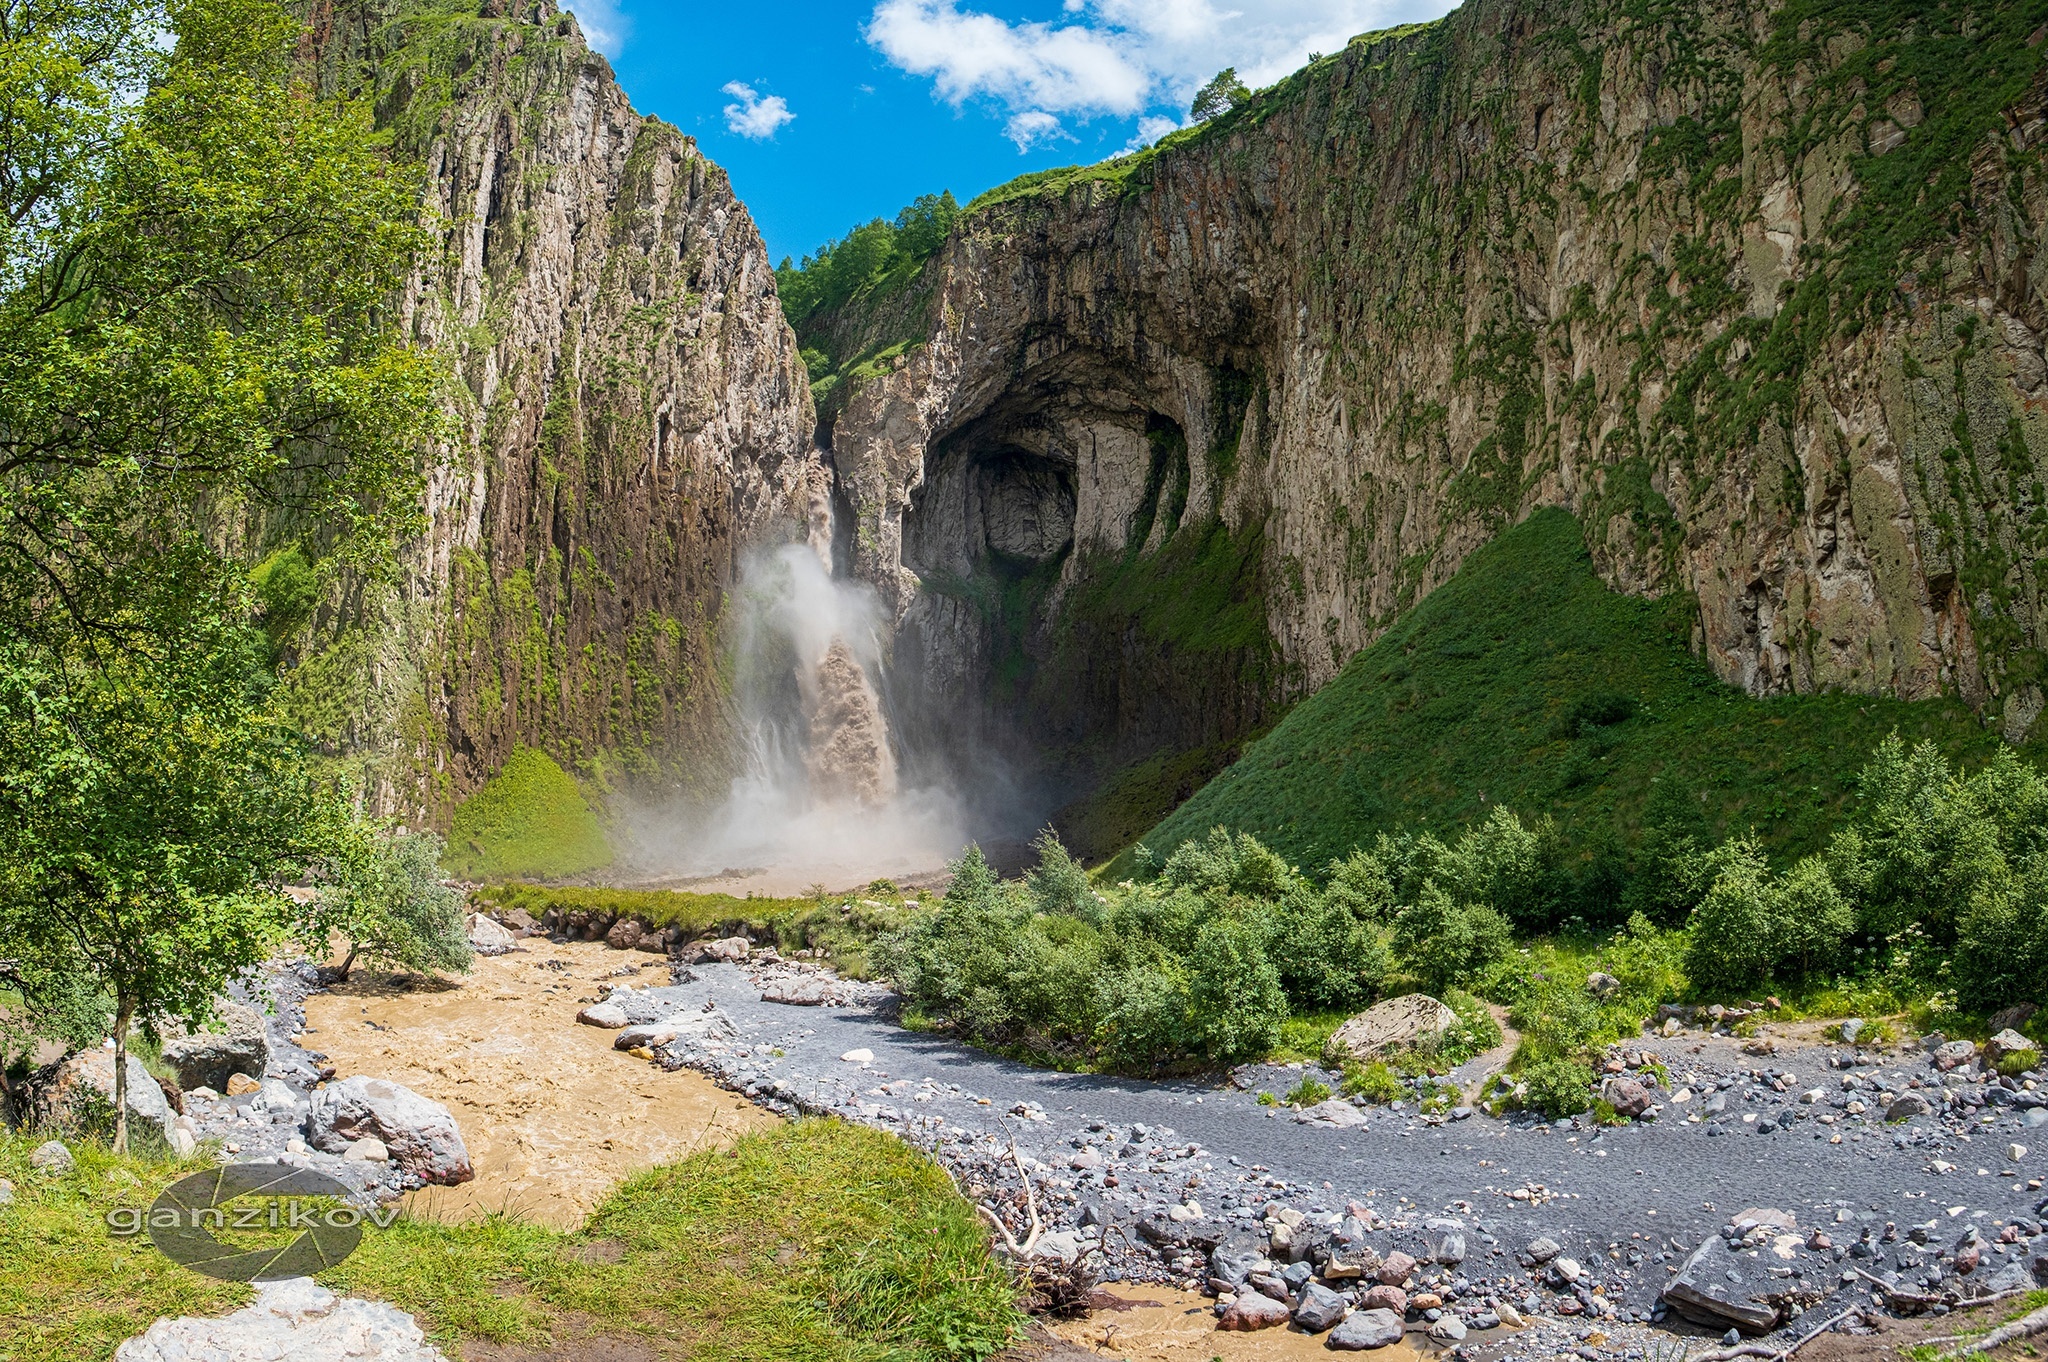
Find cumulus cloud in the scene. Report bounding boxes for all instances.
[1005,110,1072,151]
[723,82,797,140]
[866,0,1455,143]
[1122,113,1181,152]
[560,0,628,57]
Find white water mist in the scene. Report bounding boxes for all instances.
[632,495,963,890]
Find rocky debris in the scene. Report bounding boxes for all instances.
[307,1077,472,1185]
[576,1001,630,1029]
[1326,994,1457,1064]
[1661,1234,1790,1334]
[114,1276,444,1362]
[604,918,644,951]
[29,1051,172,1140]
[162,1001,271,1092]
[1988,1030,2040,1065]
[466,913,516,956]
[29,1140,74,1175]
[691,936,753,963]
[1328,1307,1405,1350]
[760,976,859,1006]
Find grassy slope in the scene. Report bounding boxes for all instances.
[1120,510,2029,879]
[444,747,612,880]
[0,1121,1020,1362]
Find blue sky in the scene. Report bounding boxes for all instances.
[569,0,1460,266]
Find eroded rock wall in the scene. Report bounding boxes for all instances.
[294,0,817,819]
[821,0,2048,790]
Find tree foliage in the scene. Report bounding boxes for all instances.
[774,191,959,328]
[1190,67,1251,122]
[308,828,472,982]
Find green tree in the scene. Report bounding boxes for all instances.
[308,829,472,982]
[0,611,339,1151]
[1190,67,1251,122]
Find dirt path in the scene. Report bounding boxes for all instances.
[1448,1002,1519,1101]
[301,941,775,1230]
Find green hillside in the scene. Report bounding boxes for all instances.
[1118,510,2033,894]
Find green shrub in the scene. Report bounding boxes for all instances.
[1186,915,1286,1062]
[1392,883,1512,994]
[1283,1076,1331,1107]
[310,828,472,981]
[444,748,610,880]
[1685,843,1852,994]
[1341,1060,1404,1104]
[1518,1056,1595,1117]
[1267,890,1388,1010]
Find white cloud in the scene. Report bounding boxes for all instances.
[723,82,797,140]
[561,0,628,58]
[866,0,1457,144]
[1005,110,1072,152]
[1123,113,1181,151]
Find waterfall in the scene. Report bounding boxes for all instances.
[627,484,961,889]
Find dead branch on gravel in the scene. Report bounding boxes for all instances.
[1844,1268,2033,1317]
[976,1125,1045,1256]
[1689,1308,1858,1362]
[1931,1304,2048,1359]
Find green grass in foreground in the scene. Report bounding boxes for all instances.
[0,1120,1022,1362]
[1121,509,2024,880]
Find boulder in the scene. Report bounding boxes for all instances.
[1602,1076,1653,1118]
[1586,972,1622,999]
[1294,1281,1348,1333]
[1357,1285,1406,1313]
[307,1076,473,1185]
[29,1140,74,1175]
[30,1051,172,1140]
[1989,1004,2039,1034]
[634,928,671,954]
[604,918,644,951]
[576,1002,630,1029]
[1298,1098,1370,1128]
[1217,1291,1292,1331]
[1327,1307,1405,1350]
[113,1277,442,1362]
[1887,1092,1934,1121]
[1661,1235,1783,1334]
[1838,1018,1865,1044]
[1377,1250,1416,1285]
[1327,994,1458,1064]
[161,1002,270,1093]
[466,913,516,956]
[1935,1040,1979,1072]
[1987,1030,2039,1065]
[696,936,752,963]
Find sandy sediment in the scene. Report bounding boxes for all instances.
[301,939,776,1230]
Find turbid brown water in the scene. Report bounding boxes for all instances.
[301,940,775,1230]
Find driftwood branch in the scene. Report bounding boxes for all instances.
[1690,1308,1859,1362]
[976,1124,1045,1256]
[1933,1303,2048,1359]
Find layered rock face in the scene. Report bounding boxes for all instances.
[820,0,2048,790]
[294,0,817,819]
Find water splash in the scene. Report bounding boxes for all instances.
[625,489,962,890]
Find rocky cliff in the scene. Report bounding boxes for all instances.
[289,0,818,821]
[812,0,2048,804]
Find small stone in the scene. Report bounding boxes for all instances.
[29,1141,73,1176]
[169,1128,197,1158]
[343,1136,390,1162]
[1839,1019,1865,1045]
[1496,1300,1525,1327]
[1525,1236,1562,1263]
[1988,1031,2039,1065]
[2012,1144,2029,1162]
[1357,1285,1407,1314]
[1551,1256,1582,1284]
[0,1178,13,1206]
[1378,1250,1417,1285]
[225,1072,262,1096]
[1429,1316,1467,1342]
[1586,972,1621,999]
[1888,1093,1933,1120]
[840,1048,874,1064]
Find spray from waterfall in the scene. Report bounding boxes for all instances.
[620,484,963,891]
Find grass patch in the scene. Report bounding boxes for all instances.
[0,1120,1023,1362]
[444,747,611,881]
[1123,510,2023,883]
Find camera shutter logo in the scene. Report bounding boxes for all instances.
[146,1163,366,1280]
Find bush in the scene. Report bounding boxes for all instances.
[1283,1077,1331,1107]
[311,829,472,981]
[444,748,610,880]
[1518,1056,1595,1118]
[1341,1061,1404,1104]
[1267,889,1387,1011]
[1185,916,1286,1063]
[1391,883,1512,994]
[1685,843,1852,994]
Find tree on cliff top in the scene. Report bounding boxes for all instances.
[1190,68,1250,122]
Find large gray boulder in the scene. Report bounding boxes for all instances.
[161,1001,270,1093]
[1327,994,1458,1063]
[30,1051,172,1140]
[1987,1029,2039,1065]
[1327,1307,1405,1350]
[307,1077,472,1185]
[466,912,516,956]
[1660,1236,1783,1334]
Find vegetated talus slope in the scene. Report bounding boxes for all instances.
[1126,511,2027,878]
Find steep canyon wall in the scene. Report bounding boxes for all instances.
[813,0,2048,803]
[292,0,818,821]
